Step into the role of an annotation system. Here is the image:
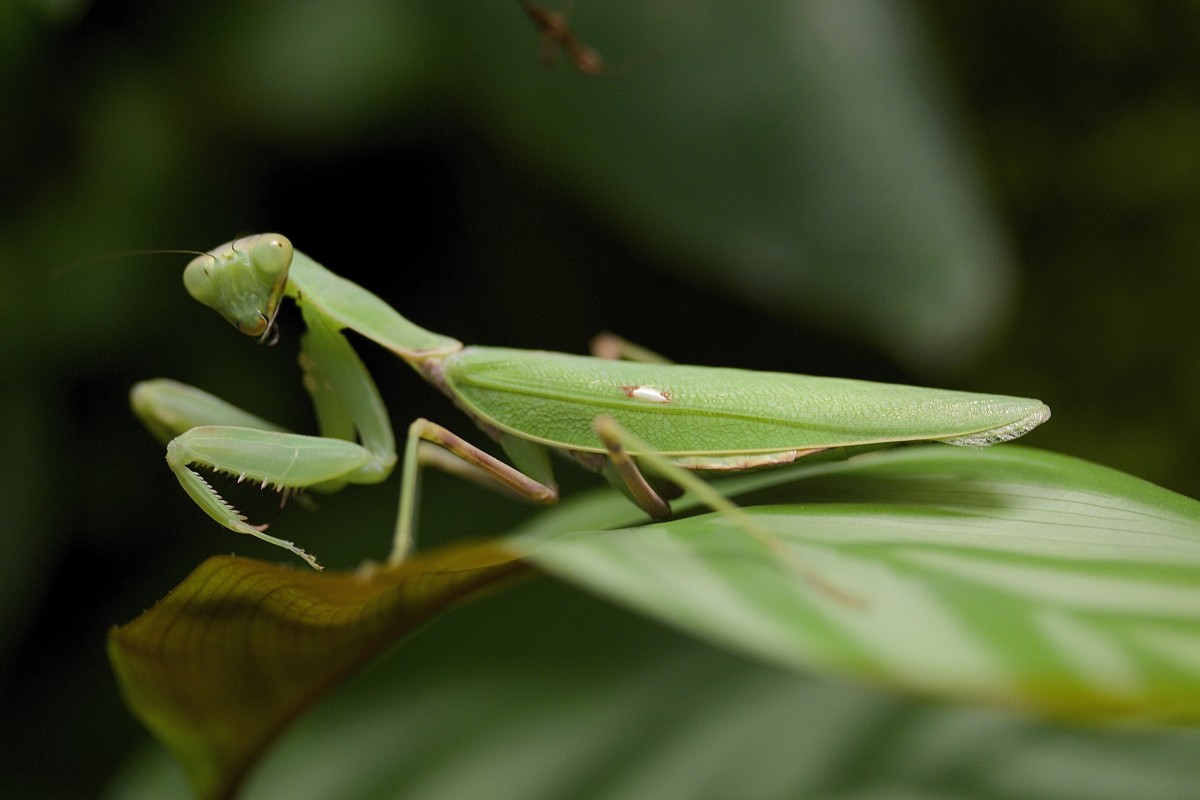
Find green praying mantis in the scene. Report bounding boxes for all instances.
[131,233,1050,584]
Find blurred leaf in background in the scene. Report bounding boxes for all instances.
[427,0,1016,372]
[923,2,1200,493]
[1,0,1198,797]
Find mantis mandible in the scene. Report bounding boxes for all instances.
[132,234,1050,585]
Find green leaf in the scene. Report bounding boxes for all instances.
[107,579,1200,800]
[516,445,1200,722]
[109,444,1200,797]
[107,541,530,800]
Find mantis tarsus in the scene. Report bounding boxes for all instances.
[132,234,1050,598]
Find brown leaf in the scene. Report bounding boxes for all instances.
[108,541,531,800]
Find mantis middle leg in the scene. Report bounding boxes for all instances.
[390,420,559,564]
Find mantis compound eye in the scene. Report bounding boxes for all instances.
[250,234,293,281]
[182,253,220,306]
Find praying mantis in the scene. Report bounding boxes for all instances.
[131,233,1050,580]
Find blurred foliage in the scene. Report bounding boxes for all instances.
[1,0,1199,797]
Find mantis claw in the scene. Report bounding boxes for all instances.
[177,463,324,569]
[161,424,384,569]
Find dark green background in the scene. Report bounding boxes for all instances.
[2,1,1199,796]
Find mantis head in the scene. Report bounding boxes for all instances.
[183,233,293,344]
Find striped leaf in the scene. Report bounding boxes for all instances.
[515,445,1200,721]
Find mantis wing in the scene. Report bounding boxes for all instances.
[443,347,1050,459]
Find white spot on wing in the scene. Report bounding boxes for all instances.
[621,385,671,403]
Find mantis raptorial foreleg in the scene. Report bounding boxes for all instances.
[132,298,399,569]
[296,302,395,479]
[131,379,287,442]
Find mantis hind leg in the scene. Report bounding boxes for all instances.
[593,415,751,525]
[597,434,673,519]
[390,419,559,564]
[589,332,673,364]
[591,415,863,608]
